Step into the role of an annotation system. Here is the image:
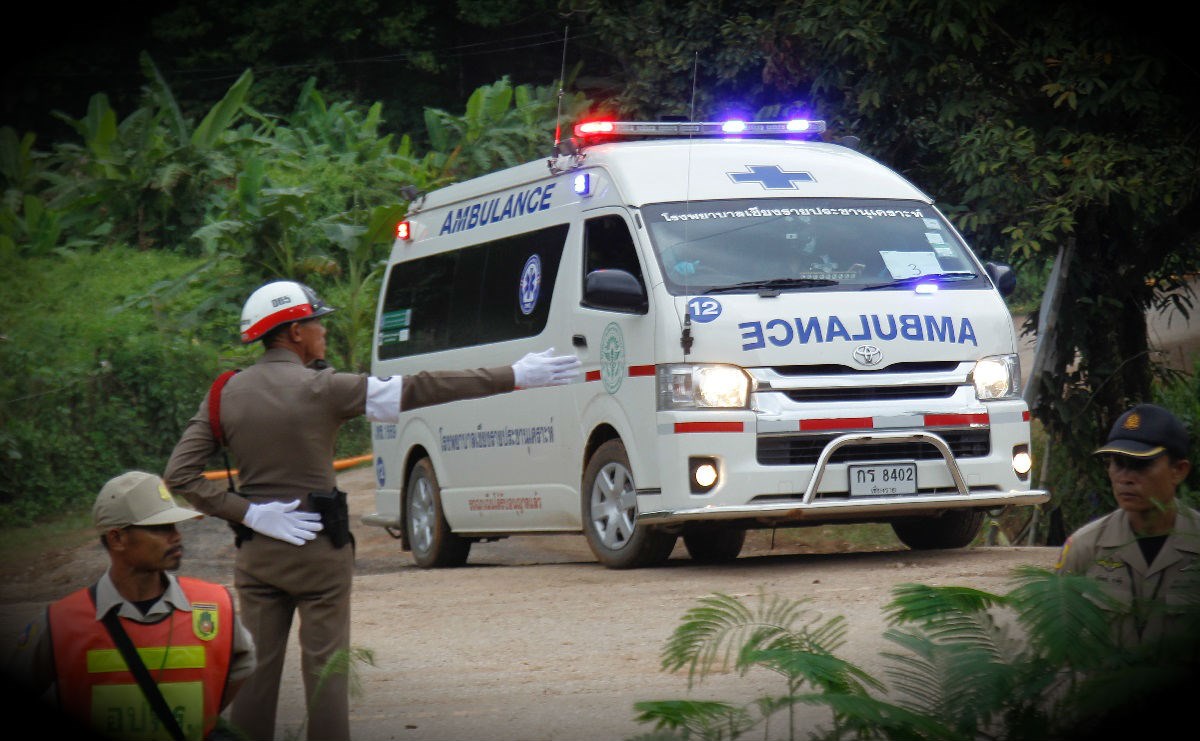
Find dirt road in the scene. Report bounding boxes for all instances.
[0,467,1061,741]
[2,299,1194,739]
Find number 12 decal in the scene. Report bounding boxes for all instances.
[687,297,723,323]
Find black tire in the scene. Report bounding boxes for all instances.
[682,528,747,564]
[582,439,676,569]
[891,510,985,550]
[406,457,470,568]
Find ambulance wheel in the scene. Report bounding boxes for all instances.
[406,457,470,568]
[582,440,676,569]
[682,528,746,564]
[891,510,985,550]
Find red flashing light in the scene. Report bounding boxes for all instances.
[396,221,411,240]
[574,120,616,137]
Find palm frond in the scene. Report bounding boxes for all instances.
[885,583,1006,627]
[1004,566,1118,666]
[882,626,1025,735]
[661,591,841,689]
[791,692,963,741]
[886,583,1009,662]
[746,647,885,695]
[632,699,755,740]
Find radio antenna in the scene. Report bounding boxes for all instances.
[552,25,570,154]
[681,50,700,358]
[689,52,699,121]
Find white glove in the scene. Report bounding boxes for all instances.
[243,500,324,546]
[512,348,582,388]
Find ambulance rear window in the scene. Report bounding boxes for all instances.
[642,198,987,295]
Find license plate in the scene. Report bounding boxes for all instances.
[848,463,917,496]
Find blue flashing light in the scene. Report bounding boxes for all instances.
[572,172,592,196]
[786,119,812,132]
[722,120,747,134]
[914,282,939,295]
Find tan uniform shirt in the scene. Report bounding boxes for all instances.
[164,348,515,518]
[1054,507,1200,645]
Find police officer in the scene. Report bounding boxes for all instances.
[163,280,580,741]
[7,471,256,740]
[1054,402,1198,645]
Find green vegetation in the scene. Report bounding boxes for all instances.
[570,0,1200,538]
[632,570,1199,740]
[0,62,587,525]
[2,2,1197,540]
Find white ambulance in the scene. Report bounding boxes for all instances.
[363,118,1049,568]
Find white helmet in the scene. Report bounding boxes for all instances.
[239,280,336,343]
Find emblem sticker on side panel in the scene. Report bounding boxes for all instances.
[519,254,542,315]
[600,322,626,394]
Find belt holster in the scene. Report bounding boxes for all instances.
[229,520,254,547]
[311,487,352,548]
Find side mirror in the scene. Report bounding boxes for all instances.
[583,269,648,313]
[985,261,1016,298]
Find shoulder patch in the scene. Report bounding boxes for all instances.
[192,603,220,641]
[1053,537,1072,570]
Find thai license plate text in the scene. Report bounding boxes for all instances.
[849,463,917,496]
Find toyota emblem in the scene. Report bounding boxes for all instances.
[852,344,883,366]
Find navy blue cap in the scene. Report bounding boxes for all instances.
[1093,403,1189,460]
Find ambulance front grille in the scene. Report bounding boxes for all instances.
[756,430,991,466]
[781,384,958,403]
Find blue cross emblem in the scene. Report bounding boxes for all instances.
[518,254,542,316]
[728,165,815,189]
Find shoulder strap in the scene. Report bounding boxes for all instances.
[208,370,242,497]
[89,585,187,741]
[207,370,240,447]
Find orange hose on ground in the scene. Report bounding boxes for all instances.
[202,454,373,481]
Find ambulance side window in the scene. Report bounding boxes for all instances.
[377,223,568,359]
[584,215,645,293]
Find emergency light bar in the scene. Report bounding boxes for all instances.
[573,119,826,139]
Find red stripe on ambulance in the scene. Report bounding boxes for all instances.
[674,422,744,433]
[797,412,989,432]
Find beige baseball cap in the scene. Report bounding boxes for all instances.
[93,471,203,531]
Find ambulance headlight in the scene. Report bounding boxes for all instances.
[657,364,753,410]
[972,354,1021,400]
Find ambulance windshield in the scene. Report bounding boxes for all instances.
[642,198,987,295]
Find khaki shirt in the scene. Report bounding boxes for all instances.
[8,570,256,699]
[1054,507,1200,645]
[164,348,514,519]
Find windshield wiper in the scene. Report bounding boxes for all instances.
[705,277,840,294]
[862,271,977,290]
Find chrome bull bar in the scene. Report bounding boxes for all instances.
[637,430,1049,525]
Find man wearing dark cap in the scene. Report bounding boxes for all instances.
[1055,403,1198,644]
[7,470,256,740]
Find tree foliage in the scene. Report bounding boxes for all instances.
[565,0,1200,533]
[636,569,1200,740]
[0,57,584,517]
[2,1,1198,531]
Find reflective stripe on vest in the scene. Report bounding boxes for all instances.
[48,577,235,741]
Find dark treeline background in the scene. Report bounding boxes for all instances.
[2,0,1198,535]
[3,1,584,142]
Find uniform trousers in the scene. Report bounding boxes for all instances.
[230,532,355,741]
